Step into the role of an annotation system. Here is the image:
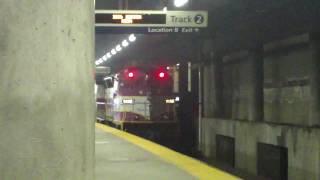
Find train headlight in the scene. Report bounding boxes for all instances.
[114,99,120,105]
[175,97,180,102]
[165,99,175,104]
[123,99,133,104]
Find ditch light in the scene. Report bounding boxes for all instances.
[165,99,175,104]
[123,99,134,104]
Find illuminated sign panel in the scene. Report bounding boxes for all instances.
[96,13,166,25]
[95,10,208,33]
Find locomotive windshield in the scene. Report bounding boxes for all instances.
[117,67,149,96]
[116,66,173,96]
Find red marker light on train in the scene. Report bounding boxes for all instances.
[128,72,134,78]
[158,72,165,78]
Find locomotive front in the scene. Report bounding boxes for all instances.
[104,66,180,142]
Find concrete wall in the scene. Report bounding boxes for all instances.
[204,35,312,126]
[264,46,312,125]
[203,62,215,117]
[0,1,95,179]
[201,34,320,179]
[222,58,252,120]
[200,118,320,180]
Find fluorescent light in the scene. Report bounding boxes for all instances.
[111,49,117,55]
[122,40,129,47]
[128,34,136,42]
[116,45,122,51]
[174,0,188,7]
[163,6,168,12]
[95,34,139,66]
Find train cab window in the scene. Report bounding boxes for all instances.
[148,67,173,95]
[117,68,148,96]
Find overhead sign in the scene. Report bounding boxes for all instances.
[95,10,208,34]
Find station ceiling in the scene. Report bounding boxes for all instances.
[95,0,320,69]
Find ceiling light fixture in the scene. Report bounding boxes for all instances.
[163,6,168,12]
[95,34,137,66]
[111,49,117,55]
[116,45,122,51]
[174,0,188,7]
[128,34,136,42]
[122,40,129,47]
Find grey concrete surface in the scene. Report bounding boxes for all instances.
[247,45,264,122]
[200,118,320,180]
[309,32,320,126]
[0,1,95,179]
[95,128,196,180]
[200,33,320,179]
[203,34,314,125]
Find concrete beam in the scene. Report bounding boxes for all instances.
[213,53,225,118]
[309,32,320,126]
[223,50,249,63]
[0,1,95,179]
[247,45,264,121]
[264,34,309,52]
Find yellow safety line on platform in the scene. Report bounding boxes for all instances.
[96,123,240,180]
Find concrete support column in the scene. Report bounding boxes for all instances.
[309,33,320,126]
[0,1,95,180]
[212,53,224,118]
[247,45,264,121]
[203,62,213,117]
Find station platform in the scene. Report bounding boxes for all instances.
[95,123,239,180]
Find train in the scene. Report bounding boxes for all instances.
[99,65,181,142]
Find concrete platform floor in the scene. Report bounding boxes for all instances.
[95,123,239,180]
[95,128,196,180]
